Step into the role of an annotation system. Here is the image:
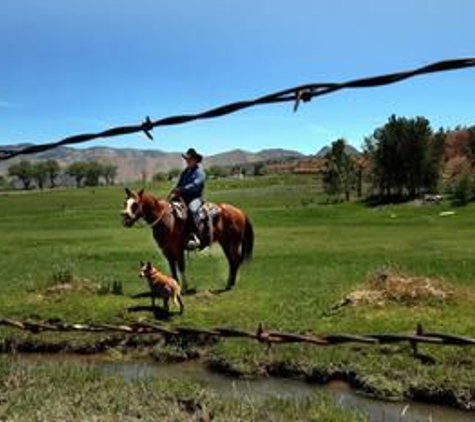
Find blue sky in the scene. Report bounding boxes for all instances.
[0,0,474,155]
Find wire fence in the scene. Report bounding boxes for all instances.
[1,318,474,355]
[1,57,474,161]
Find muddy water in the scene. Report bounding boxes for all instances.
[11,354,475,422]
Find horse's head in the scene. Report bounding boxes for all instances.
[122,188,145,227]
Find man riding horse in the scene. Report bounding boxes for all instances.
[170,148,206,250]
[121,145,254,290]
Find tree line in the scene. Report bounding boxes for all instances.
[322,115,475,205]
[5,160,118,190]
[152,162,265,183]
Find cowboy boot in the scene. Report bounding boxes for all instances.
[187,232,201,250]
[186,219,202,250]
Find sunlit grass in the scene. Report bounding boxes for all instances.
[1,174,475,406]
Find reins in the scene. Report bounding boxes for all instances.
[149,202,171,229]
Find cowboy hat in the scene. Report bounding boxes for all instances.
[182,148,203,163]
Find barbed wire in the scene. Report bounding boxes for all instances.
[1,317,474,355]
[1,56,474,162]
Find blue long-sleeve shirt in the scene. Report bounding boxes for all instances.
[176,165,206,203]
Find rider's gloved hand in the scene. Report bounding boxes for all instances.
[169,188,182,200]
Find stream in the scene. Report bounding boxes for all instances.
[10,353,474,422]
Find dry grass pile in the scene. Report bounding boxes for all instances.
[335,268,456,309]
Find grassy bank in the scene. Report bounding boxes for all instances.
[1,174,475,411]
[0,357,366,421]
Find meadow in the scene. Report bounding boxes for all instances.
[1,174,475,419]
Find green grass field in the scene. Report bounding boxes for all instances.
[1,174,475,418]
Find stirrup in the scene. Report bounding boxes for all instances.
[186,234,201,250]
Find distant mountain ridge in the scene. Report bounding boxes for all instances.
[0,144,304,182]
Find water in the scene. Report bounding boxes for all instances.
[10,353,475,422]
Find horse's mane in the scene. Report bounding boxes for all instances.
[140,192,169,220]
[140,191,166,206]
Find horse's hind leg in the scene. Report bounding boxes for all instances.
[221,241,241,290]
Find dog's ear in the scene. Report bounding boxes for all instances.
[125,187,133,198]
[138,188,144,198]
[146,261,152,269]
[140,260,144,267]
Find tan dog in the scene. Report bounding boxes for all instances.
[139,261,184,314]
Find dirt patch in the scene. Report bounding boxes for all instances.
[44,281,97,295]
[28,281,99,303]
[334,269,456,309]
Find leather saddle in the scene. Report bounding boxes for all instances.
[170,200,220,247]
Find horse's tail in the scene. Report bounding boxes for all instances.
[241,216,254,263]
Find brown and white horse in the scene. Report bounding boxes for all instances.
[121,188,254,292]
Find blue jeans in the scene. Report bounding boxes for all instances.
[188,198,203,231]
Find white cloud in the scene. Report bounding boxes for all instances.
[0,100,16,108]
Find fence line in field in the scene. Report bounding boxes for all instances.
[1,318,474,355]
[1,57,474,161]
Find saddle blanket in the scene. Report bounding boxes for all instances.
[170,201,220,222]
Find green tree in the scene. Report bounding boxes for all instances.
[67,161,106,187]
[465,125,475,166]
[208,165,229,178]
[167,168,181,181]
[451,176,474,206]
[66,162,88,188]
[0,175,7,190]
[366,115,436,201]
[44,159,61,188]
[102,164,118,185]
[84,162,105,187]
[425,128,446,192]
[355,156,367,199]
[32,162,49,190]
[322,139,356,201]
[8,160,34,190]
[153,172,167,182]
[253,162,267,177]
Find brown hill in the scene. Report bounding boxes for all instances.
[0,145,303,182]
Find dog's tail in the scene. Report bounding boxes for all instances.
[241,216,254,263]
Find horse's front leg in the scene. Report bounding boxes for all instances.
[165,250,188,293]
[167,256,178,281]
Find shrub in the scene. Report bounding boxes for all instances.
[96,278,124,295]
[51,264,75,285]
[450,176,474,207]
[300,197,315,207]
[153,172,167,182]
